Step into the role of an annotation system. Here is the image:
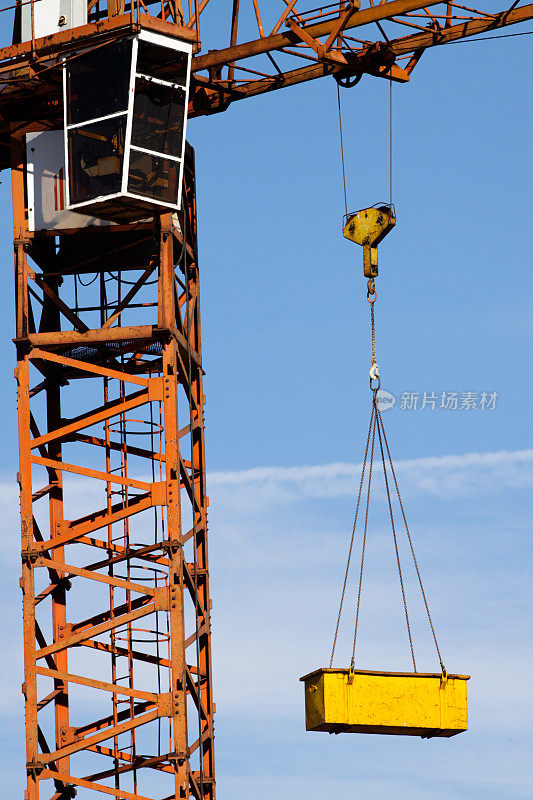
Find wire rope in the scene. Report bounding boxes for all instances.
[351,403,377,668]
[389,75,393,206]
[330,269,446,674]
[375,409,417,671]
[336,82,348,217]
[376,406,445,671]
[330,403,375,667]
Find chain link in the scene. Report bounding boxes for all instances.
[367,279,379,389]
[370,300,376,367]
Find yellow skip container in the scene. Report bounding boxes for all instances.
[301,668,469,738]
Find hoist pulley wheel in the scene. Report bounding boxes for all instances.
[342,204,396,279]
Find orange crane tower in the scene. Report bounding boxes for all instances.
[0,2,530,799]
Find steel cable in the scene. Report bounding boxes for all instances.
[376,406,445,671]
[330,402,375,667]
[351,402,378,669]
[375,409,417,671]
[389,75,393,206]
[331,267,446,674]
[336,82,348,217]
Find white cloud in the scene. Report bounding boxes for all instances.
[208,449,533,511]
[0,449,531,798]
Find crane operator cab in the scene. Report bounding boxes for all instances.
[63,30,192,222]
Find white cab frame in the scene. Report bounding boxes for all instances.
[64,30,192,215]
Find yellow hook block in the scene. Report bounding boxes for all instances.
[343,204,396,279]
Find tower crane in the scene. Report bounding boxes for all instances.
[0,1,530,798]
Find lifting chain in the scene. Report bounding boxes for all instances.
[367,277,380,392]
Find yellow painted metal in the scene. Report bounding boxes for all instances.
[301,668,469,737]
[342,205,396,278]
[343,205,396,247]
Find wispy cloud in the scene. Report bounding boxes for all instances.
[0,450,531,798]
[208,449,533,511]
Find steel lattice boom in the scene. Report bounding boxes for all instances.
[0,1,531,153]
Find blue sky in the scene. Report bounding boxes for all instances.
[0,8,531,800]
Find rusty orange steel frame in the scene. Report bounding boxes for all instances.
[13,136,215,799]
[2,1,532,800]
[0,1,532,153]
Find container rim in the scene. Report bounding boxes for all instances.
[299,667,470,682]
